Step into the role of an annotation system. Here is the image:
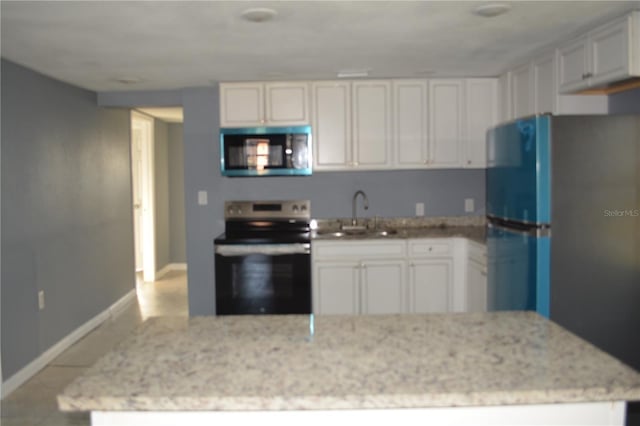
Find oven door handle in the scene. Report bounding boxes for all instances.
[215,243,311,256]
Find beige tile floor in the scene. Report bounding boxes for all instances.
[1,270,188,426]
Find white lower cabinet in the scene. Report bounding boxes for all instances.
[313,261,360,315]
[313,238,464,315]
[360,260,406,314]
[408,259,453,313]
[312,240,407,315]
[466,241,488,312]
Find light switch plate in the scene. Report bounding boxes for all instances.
[465,198,475,213]
[198,190,208,206]
[415,202,425,217]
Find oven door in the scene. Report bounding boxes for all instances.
[214,243,311,315]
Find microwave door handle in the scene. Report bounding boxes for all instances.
[215,244,311,257]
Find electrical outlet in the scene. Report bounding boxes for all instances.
[464,198,475,213]
[415,202,425,217]
[38,290,45,310]
[198,190,208,205]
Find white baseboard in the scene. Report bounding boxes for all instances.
[155,263,188,279]
[1,289,137,399]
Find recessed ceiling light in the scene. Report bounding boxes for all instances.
[113,77,142,85]
[472,3,512,18]
[337,69,370,78]
[241,8,277,23]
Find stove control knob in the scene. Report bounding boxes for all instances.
[301,204,307,212]
[292,205,299,213]
[237,208,243,215]
[227,206,234,215]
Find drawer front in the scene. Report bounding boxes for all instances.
[312,240,406,260]
[408,239,453,257]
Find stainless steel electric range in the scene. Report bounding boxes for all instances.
[214,200,311,315]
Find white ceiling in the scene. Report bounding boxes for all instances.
[1,1,639,93]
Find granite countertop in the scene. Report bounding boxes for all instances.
[58,312,640,412]
[312,216,486,244]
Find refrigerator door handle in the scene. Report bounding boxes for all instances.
[487,220,551,238]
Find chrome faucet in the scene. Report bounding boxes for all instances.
[352,190,369,226]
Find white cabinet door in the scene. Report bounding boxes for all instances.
[264,82,309,126]
[558,36,590,93]
[466,259,487,313]
[393,79,429,168]
[311,81,352,170]
[498,71,512,123]
[407,259,453,313]
[220,82,264,127]
[313,261,359,315]
[589,16,631,87]
[511,63,533,119]
[360,260,406,314]
[352,80,392,169]
[533,52,556,114]
[428,79,463,167]
[464,79,497,168]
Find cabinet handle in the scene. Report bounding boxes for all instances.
[423,159,429,165]
[467,160,472,165]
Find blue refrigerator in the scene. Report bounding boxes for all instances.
[486,114,640,371]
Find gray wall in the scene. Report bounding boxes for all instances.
[168,124,186,264]
[1,59,134,379]
[608,87,640,114]
[99,86,486,316]
[154,119,170,271]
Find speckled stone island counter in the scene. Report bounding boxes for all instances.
[58,312,640,425]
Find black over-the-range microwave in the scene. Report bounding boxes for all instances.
[219,126,312,177]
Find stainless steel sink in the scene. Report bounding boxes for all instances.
[316,228,398,238]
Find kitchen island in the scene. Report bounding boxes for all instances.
[58,312,640,425]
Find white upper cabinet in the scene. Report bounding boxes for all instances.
[464,79,498,168]
[352,80,393,169]
[511,62,533,119]
[558,11,640,93]
[220,81,309,127]
[532,52,556,114]
[498,71,513,123]
[311,81,352,170]
[428,79,464,167]
[312,80,392,171]
[264,83,310,125]
[393,79,429,168]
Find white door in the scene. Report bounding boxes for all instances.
[352,80,392,169]
[511,63,533,119]
[131,112,156,282]
[408,259,453,313]
[465,79,497,168]
[264,82,309,125]
[557,36,590,93]
[219,82,264,127]
[533,52,556,114]
[311,81,352,170]
[428,79,463,167]
[393,79,428,168]
[360,260,406,314]
[313,261,359,315]
[131,125,144,271]
[589,16,631,87]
